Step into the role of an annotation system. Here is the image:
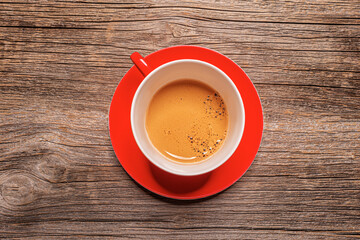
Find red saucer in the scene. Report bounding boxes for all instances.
[109,46,263,200]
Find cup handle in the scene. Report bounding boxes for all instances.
[130,52,152,77]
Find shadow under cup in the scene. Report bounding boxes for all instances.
[131,60,245,177]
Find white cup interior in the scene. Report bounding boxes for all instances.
[131,60,245,176]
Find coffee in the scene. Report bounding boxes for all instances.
[146,79,228,164]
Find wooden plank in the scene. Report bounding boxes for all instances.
[0,0,359,239]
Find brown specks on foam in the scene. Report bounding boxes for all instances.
[185,92,228,160]
[187,133,224,159]
[203,91,227,120]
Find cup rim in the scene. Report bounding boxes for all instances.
[131,59,245,176]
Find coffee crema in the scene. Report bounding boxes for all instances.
[145,79,228,164]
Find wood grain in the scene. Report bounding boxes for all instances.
[0,0,359,239]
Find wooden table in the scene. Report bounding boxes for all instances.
[1,1,359,239]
